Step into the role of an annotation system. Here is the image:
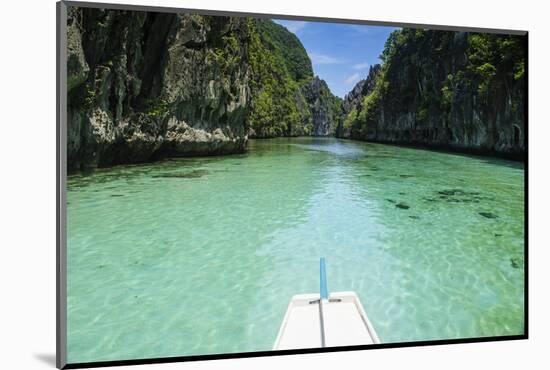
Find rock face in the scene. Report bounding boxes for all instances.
[337,30,526,160]
[342,80,365,115]
[302,77,342,136]
[67,8,252,170]
[338,64,381,137]
[66,8,341,170]
[342,65,382,114]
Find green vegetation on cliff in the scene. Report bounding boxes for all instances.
[246,19,314,137]
[253,19,313,83]
[246,19,342,138]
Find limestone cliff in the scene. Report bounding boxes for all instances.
[302,77,342,136]
[246,20,340,138]
[67,7,257,170]
[337,30,526,160]
[338,64,381,138]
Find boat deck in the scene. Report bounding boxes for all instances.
[273,291,380,350]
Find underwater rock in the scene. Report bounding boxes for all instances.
[435,189,487,204]
[154,169,208,179]
[438,189,466,196]
[479,212,498,219]
[510,257,522,269]
[396,202,410,209]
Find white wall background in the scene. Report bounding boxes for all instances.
[0,0,547,368]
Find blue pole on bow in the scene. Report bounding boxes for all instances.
[320,257,328,300]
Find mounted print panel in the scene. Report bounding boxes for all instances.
[57,1,527,368]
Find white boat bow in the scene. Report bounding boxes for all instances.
[273,258,380,350]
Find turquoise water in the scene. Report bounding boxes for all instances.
[67,138,524,363]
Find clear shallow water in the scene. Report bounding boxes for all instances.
[67,138,524,362]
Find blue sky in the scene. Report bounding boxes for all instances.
[272,19,398,98]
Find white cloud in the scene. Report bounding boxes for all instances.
[273,20,307,34]
[352,62,369,70]
[344,73,361,85]
[308,52,345,65]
